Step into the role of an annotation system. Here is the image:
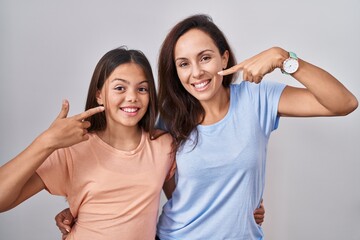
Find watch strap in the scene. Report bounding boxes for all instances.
[289,51,298,60]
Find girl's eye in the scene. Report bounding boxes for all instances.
[138,87,149,93]
[114,86,125,91]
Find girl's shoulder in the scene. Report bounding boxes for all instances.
[146,129,173,148]
[145,129,174,153]
[150,129,173,142]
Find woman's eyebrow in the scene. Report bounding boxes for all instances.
[175,49,215,62]
[197,49,215,56]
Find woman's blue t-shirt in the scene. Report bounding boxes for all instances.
[157,81,286,240]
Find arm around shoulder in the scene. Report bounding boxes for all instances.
[163,175,176,200]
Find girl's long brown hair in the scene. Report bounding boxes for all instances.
[85,47,158,137]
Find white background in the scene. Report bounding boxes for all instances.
[0,0,359,239]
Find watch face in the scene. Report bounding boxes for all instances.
[283,58,299,74]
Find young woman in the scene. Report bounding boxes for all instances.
[154,14,357,240]
[0,47,176,240]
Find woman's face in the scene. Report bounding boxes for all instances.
[174,28,229,103]
[96,62,150,129]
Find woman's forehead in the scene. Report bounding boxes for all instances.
[175,29,218,58]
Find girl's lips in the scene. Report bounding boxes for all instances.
[120,107,140,113]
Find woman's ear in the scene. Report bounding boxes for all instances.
[222,50,229,69]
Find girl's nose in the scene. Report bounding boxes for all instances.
[125,90,138,102]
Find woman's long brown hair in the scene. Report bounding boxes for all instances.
[158,14,237,153]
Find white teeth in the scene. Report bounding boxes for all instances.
[122,107,138,113]
[194,81,209,89]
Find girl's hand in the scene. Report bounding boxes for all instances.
[41,100,104,150]
[218,47,288,83]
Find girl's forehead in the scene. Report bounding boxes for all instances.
[108,63,148,83]
[112,62,145,74]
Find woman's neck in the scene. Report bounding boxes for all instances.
[97,125,142,151]
[200,87,230,125]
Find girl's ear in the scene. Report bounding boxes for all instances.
[96,90,103,106]
[222,50,229,69]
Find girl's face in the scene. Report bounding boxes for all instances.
[97,62,150,129]
[174,28,229,103]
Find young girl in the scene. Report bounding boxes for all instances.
[0,47,176,239]
[154,14,357,239]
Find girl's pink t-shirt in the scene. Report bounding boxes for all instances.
[36,131,175,240]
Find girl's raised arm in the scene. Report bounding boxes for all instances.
[0,100,104,212]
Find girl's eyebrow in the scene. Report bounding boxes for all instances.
[111,78,128,84]
[175,49,215,62]
[111,78,149,85]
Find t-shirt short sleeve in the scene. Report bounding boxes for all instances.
[240,81,286,136]
[36,148,70,196]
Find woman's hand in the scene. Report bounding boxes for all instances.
[253,201,265,225]
[219,47,288,83]
[55,208,75,240]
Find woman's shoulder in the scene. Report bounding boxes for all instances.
[231,80,284,96]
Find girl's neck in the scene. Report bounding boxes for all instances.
[97,125,142,151]
[200,87,230,125]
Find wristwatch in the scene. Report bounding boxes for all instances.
[281,51,299,74]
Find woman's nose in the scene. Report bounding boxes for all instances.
[192,64,204,78]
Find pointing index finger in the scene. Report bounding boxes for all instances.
[218,63,244,76]
[75,106,105,121]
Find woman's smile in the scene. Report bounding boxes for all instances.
[191,79,211,91]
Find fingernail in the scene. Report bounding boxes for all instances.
[64,220,70,224]
[66,228,70,233]
[217,71,223,75]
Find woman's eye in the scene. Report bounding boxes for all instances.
[201,55,211,62]
[178,62,188,68]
